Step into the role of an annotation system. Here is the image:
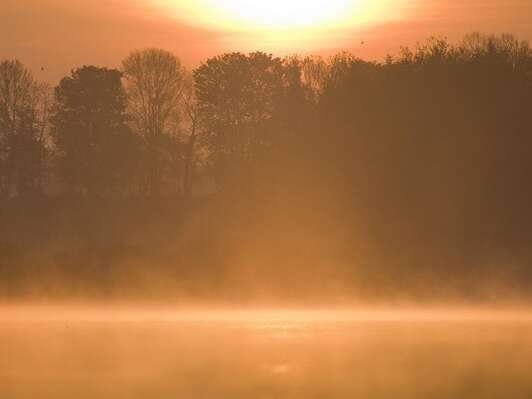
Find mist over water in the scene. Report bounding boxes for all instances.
[2,305,532,399]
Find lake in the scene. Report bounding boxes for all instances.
[2,306,532,399]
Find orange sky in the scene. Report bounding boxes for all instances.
[2,0,532,83]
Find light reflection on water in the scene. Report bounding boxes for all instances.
[249,321,315,340]
[2,307,532,398]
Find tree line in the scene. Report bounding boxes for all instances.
[2,32,532,300]
[2,33,531,201]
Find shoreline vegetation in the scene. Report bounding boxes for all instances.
[2,33,532,302]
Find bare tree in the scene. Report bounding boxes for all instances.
[122,49,186,196]
[0,60,51,196]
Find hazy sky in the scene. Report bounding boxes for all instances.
[2,0,532,82]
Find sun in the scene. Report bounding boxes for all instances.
[152,0,407,51]
[156,0,386,32]
[201,0,358,30]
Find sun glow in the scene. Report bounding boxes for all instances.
[185,0,361,30]
[153,0,406,49]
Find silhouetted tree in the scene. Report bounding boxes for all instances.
[0,60,50,197]
[194,52,296,190]
[51,66,135,197]
[122,49,186,196]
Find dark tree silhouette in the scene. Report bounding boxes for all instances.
[51,66,135,197]
[0,60,50,197]
[194,52,305,190]
[122,49,186,196]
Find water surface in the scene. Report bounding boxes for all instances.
[2,307,532,399]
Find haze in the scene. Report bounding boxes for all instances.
[3,1,532,397]
[2,0,532,82]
